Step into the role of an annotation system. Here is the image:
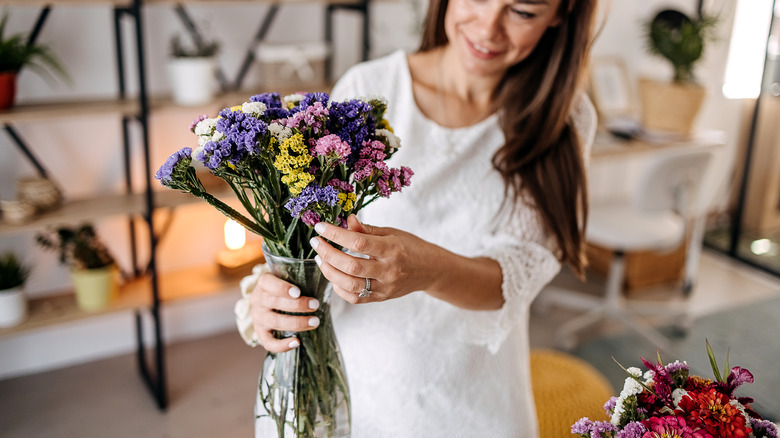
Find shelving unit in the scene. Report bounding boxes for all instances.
[0,0,369,411]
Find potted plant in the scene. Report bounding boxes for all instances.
[0,12,68,109]
[639,9,718,135]
[36,224,118,312]
[167,34,220,106]
[0,252,31,327]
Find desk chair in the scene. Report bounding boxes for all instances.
[543,147,715,352]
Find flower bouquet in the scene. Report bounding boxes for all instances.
[572,342,778,438]
[156,92,411,437]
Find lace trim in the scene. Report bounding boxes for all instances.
[235,263,270,347]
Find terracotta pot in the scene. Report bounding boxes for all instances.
[0,286,27,328]
[639,78,706,135]
[0,71,17,109]
[70,265,118,312]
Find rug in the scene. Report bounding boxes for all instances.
[573,297,780,422]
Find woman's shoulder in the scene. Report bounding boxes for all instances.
[330,50,409,101]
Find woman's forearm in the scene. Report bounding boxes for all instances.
[425,249,505,311]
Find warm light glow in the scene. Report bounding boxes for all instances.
[224,219,246,250]
[722,0,774,99]
[750,238,773,255]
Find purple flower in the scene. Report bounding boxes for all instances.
[284,101,329,135]
[284,185,339,217]
[572,418,596,435]
[155,147,192,184]
[327,178,354,193]
[298,92,330,110]
[250,92,289,120]
[616,421,647,438]
[301,210,321,226]
[216,107,268,155]
[750,417,779,438]
[604,396,618,415]
[197,139,245,170]
[724,366,754,394]
[327,99,376,162]
[572,418,618,438]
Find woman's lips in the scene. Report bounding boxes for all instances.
[464,37,501,60]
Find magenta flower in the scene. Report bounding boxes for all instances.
[642,416,712,438]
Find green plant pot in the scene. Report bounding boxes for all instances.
[70,266,118,312]
[0,71,17,109]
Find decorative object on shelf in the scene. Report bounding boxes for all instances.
[156,92,412,437]
[0,12,68,109]
[571,341,779,438]
[255,42,329,89]
[0,252,31,328]
[35,224,118,312]
[0,199,35,225]
[167,34,220,106]
[215,218,264,276]
[639,9,718,135]
[17,177,62,213]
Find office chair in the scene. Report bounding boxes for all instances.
[541,147,715,352]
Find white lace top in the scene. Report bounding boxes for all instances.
[321,50,597,437]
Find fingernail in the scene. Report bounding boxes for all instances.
[309,237,319,250]
[314,255,322,266]
[288,286,301,298]
[288,339,300,349]
[308,316,320,327]
[309,299,319,310]
[314,222,326,234]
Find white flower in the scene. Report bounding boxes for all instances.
[361,94,387,106]
[283,93,305,105]
[268,122,292,142]
[242,101,267,116]
[610,368,645,425]
[194,118,217,136]
[376,128,401,151]
[672,388,688,407]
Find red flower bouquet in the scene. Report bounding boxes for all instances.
[572,342,778,438]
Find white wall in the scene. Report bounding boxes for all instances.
[0,0,759,377]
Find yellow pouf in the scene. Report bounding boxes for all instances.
[531,349,614,438]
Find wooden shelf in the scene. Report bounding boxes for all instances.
[0,264,244,338]
[0,187,233,235]
[148,82,334,112]
[0,99,139,124]
[0,0,132,5]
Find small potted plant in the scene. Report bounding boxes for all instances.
[0,252,31,327]
[639,9,718,135]
[0,12,69,109]
[167,34,220,106]
[36,224,118,312]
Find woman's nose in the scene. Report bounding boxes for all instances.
[474,4,504,41]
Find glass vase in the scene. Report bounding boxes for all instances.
[255,243,351,438]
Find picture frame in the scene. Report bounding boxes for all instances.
[588,57,636,122]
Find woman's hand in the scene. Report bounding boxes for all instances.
[309,215,445,304]
[250,273,321,353]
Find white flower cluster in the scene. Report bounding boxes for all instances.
[268,122,293,142]
[376,128,401,151]
[283,93,305,106]
[610,367,646,425]
[192,117,224,160]
[242,101,267,116]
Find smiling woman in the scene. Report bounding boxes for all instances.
[241,0,599,436]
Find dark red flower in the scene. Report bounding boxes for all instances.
[677,388,752,438]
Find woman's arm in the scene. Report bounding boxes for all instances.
[310,215,505,310]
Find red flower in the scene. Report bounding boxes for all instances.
[641,416,713,438]
[677,389,753,437]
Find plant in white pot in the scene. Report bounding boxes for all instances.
[0,12,69,109]
[168,34,220,106]
[36,224,118,313]
[0,252,31,327]
[639,9,718,135]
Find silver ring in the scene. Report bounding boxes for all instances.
[359,278,372,298]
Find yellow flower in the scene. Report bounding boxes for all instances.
[230,105,242,112]
[337,192,357,212]
[377,119,394,133]
[273,133,314,194]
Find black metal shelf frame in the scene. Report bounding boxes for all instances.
[2,0,371,411]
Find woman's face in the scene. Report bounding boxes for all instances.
[444,0,563,78]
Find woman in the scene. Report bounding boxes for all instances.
[244,0,598,435]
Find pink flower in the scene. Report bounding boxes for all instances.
[312,134,351,163]
[642,416,712,438]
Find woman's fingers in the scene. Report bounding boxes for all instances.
[313,216,387,256]
[251,273,321,352]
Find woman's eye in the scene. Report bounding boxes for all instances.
[510,9,535,19]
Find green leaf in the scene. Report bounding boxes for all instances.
[706,339,723,382]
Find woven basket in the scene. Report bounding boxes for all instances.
[639,78,706,135]
[531,349,614,437]
[17,177,62,212]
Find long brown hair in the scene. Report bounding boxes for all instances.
[419,0,597,277]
